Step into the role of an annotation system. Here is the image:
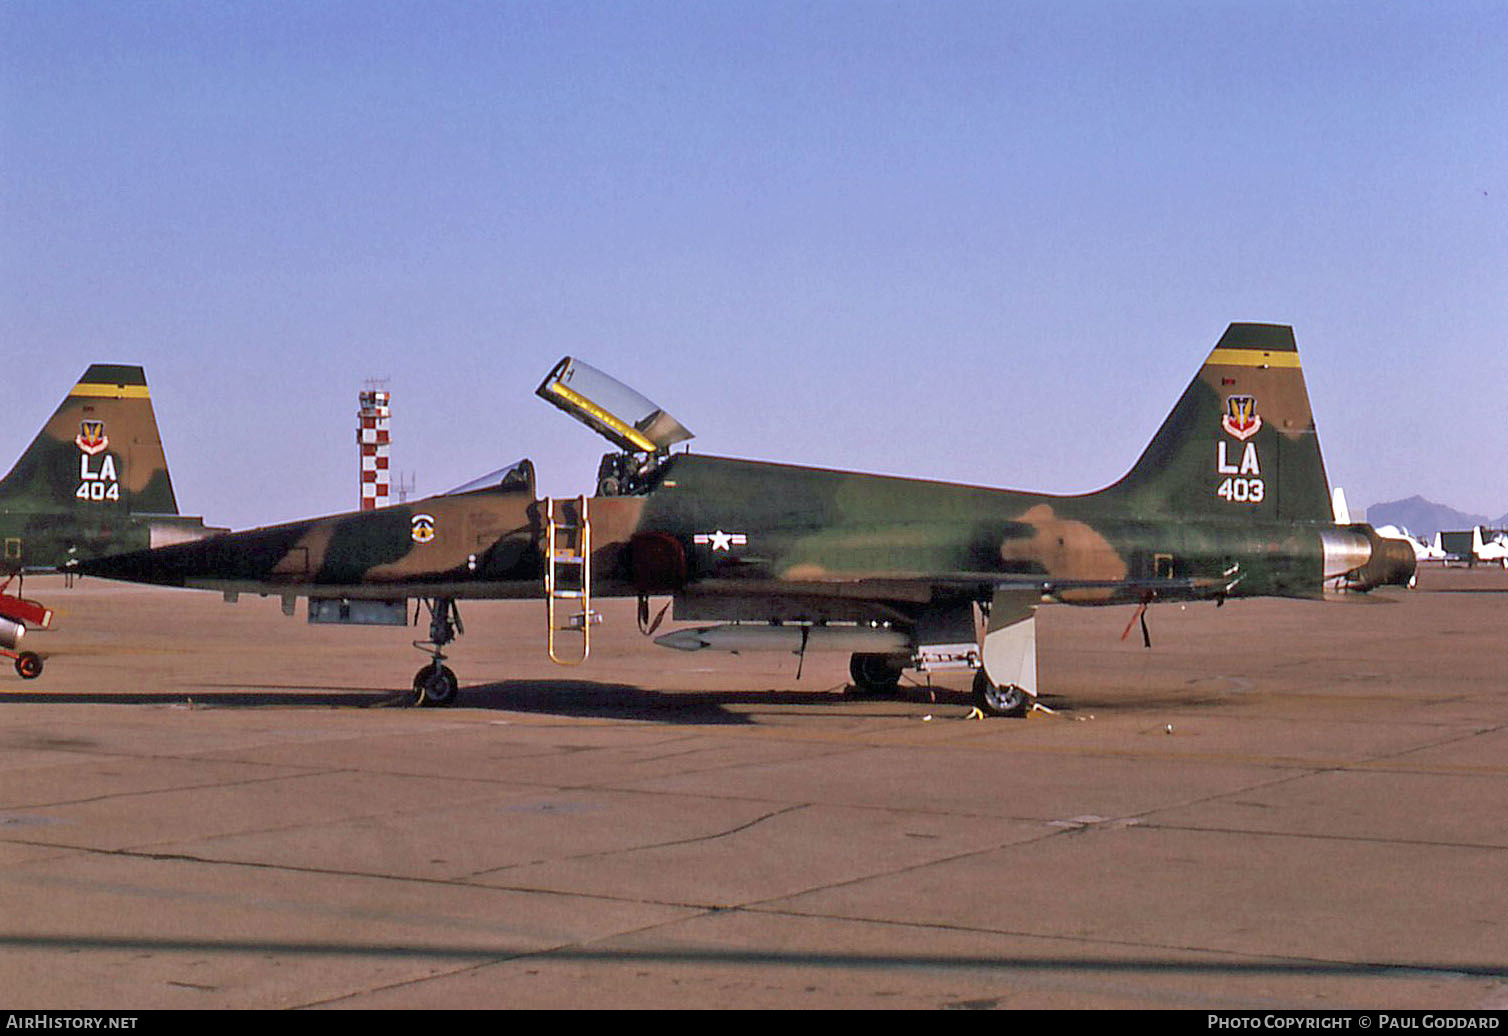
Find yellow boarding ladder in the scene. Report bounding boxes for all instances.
[544,495,595,664]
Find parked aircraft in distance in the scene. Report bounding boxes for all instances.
[79,324,1414,713]
[1,365,219,678]
[1434,527,1508,566]
[1471,530,1508,563]
[1470,527,1508,566]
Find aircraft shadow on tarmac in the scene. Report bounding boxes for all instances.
[3,932,1505,989]
[0,686,406,709]
[454,679,992,723]
[0,680,1009,723]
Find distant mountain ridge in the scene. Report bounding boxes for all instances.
[1364,495,1508,539]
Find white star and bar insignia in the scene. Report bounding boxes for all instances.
[693,530,747,552]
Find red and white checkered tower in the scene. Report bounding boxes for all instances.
[357,383,391,510]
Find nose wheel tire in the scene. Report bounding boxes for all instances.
[14,652,42,680]
[973,669,1029,717]
[412,662,459,707]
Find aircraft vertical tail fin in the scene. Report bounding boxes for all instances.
[0,364,181,516]
[1102,324,1333,522]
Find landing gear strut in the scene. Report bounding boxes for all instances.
[412,598,462,707]
[975,588,1037,717]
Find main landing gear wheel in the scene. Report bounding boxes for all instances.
[412,662,459,708]
[973,669,1029,717]
[847,653,905,698]
[14,652,42,680]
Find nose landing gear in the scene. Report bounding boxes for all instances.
[412,598,462,707]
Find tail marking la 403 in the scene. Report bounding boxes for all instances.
[1215,440,1263,503]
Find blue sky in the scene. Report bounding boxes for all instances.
[3,0,1505,529]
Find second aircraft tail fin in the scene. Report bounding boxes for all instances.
[0,364,181,516]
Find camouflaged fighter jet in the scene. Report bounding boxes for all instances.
[1,365,220,677]
[77,324,1415,711]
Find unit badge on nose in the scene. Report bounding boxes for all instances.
[75,420,109,456]
[1221,395,1262,441]
[411,514,436,544]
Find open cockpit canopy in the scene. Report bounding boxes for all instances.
[536,357,693,454]
[445,458,536,497]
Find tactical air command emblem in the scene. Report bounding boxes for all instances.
[1221,395,1262,441]
[75,420,109,456]
[411,514,436,544]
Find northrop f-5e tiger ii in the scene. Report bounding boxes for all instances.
[78,324,1415,713]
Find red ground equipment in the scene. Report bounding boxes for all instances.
[0,576,51,679]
